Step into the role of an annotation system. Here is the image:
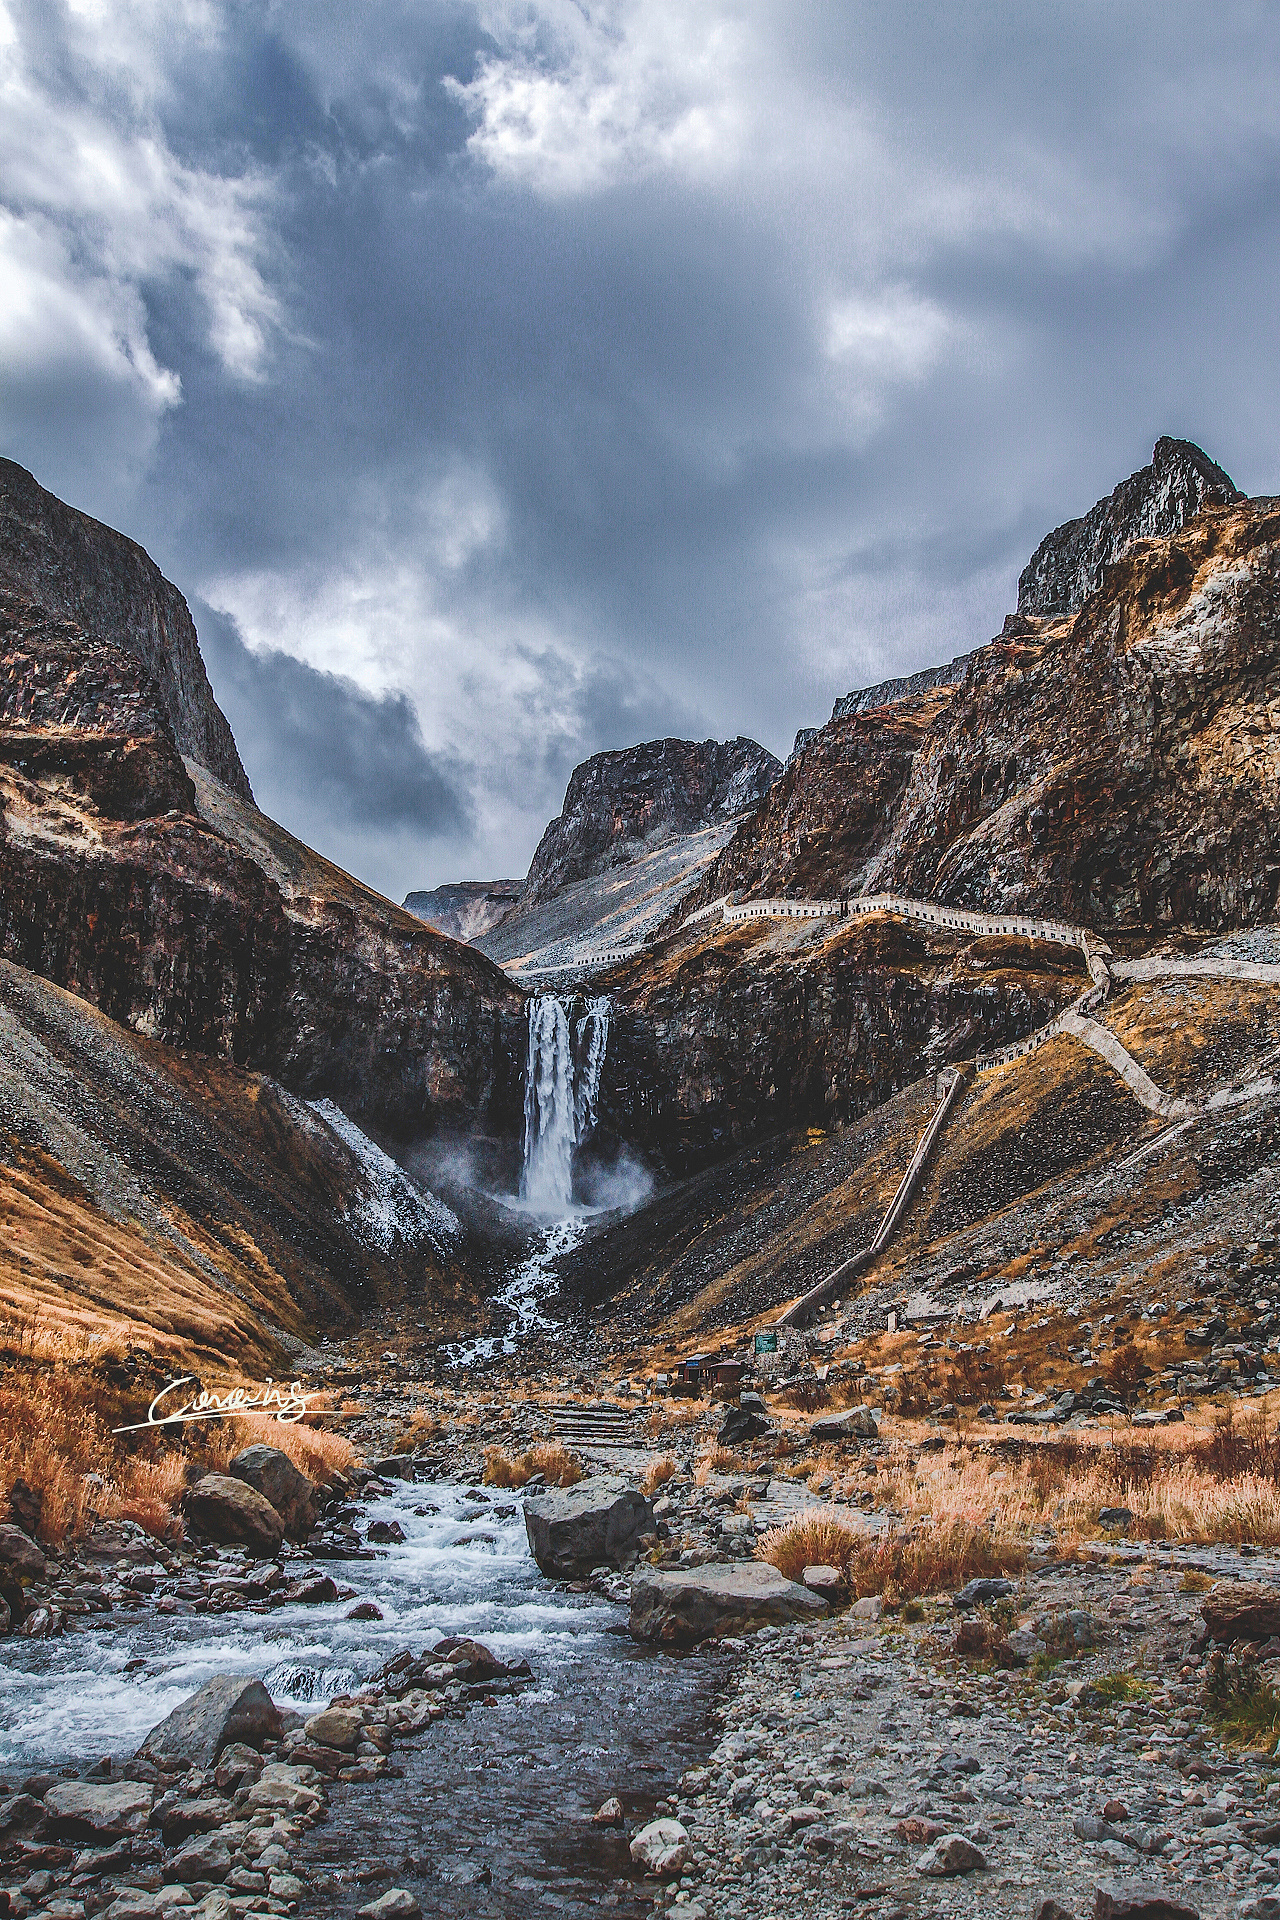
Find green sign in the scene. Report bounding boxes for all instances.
[754,1331,778,1354]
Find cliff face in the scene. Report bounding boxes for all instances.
[599,915,1080,1173]
[520,736,780,907]
[678,692,951,915]
[0,485,527,1148]
[871,497,1280,931]
[1016,436,1242,618]
[0,459,252,799]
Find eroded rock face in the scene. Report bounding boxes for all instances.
[521,737,780,907]
[872,499,1280,931]
[522,1477,653,1576]
[0,457,251,797]
[1017,437,1242,618]
[629,1562,828,1644]
[138,1675,283,1769]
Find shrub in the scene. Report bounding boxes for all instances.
[483,1442,582,1489]
[642,1455,678,1498]
[1206,1649,1280,1749]
[694,1445,739,1486]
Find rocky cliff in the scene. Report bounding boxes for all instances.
[678,696,947,915]
[0,458,252,798]
[870,496,1280,931]
[520,736,780,908]
[0,481,526,1149]
[1016,436,1242,618]
[596,913,1081,1174]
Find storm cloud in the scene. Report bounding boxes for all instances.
[3,1,1279,898]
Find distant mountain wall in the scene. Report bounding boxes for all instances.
[521,736,781,908]
[403,880,521,944]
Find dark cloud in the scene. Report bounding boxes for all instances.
[194,599,473,896]
[3,3,1280,898]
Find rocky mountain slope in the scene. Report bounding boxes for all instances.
[520,736,780,909]
[0,458,252,798]
[403,880,521,943]
[1017,434,1242,617]
[0,958,477,1374]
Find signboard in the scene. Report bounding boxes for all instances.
[754,1331,778,1354]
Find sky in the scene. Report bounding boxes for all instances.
[3,2,1280,901]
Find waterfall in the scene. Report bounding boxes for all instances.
[521,994,610,1212]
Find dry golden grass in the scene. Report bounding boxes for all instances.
[760,1508,1024,1599]
[194,1410,355,1484]
[392,1409,443,1453]
[694,1444,740,1486]
[642,1455,678,1498]
[877,1414,1280,1550]
[483,1442,583,1489]
[646,1402,703,1437]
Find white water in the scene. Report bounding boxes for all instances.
[520,995,610,1213]
[447,1216,588,1367]
[0,1484,606,1769]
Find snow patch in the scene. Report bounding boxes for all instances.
[309,1098,458,1258]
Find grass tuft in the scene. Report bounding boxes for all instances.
[483,1442,582,1489]
[760,1509,1025,1600]
[642,1455,678,1498]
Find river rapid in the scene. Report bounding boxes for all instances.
[0,1482,727,1916]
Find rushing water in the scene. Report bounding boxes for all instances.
[521,996,610,1212]
[0,1484,724,1916]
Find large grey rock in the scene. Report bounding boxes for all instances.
[1090,1884,1200,1920]
[169,1832,232,1882]
[916,1831,987,1876]
[359,1891,421,1919]
[44,1779,153,1836]
[138,1675,283,1769]
[630,1561,827,1645]
[809,1406,878,1441]
[1201,1582,1280,1644]
[182,1474,284,1556]
[228,1445,318,1541]
[630,1818,691,1877]
[523,1476,652,1577]
[0,1523,45,1579]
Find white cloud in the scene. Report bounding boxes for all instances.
[448,0,750,195]
[0,0,281,440]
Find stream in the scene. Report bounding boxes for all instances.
[0,1483,727,1916]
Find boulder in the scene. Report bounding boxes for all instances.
[593,1797,624,1826]
[1201,1582,1280,1644]
[138,1675,283,1769]
[303,1707,363,1751]
[629,1817,691,1877]
[630,1562,827,1645]
[717,1406,771,1446]
[44,1780,153,1836]
[996,1628,1046,1668]
[358,1892,421,1919]
[802,1565,846,1599]
[0,1523,45,1580]
[1035,1903,1077,1920]
[523,1476,653,1576]
[183,1474,284,1556]
[228,1445,318,1541]
[809,1406,879,1441]
[1090,1884,1200,1920]
[169,1833,232,1883]
[916,1832,987,1876]
[954,1577,1015,1609]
